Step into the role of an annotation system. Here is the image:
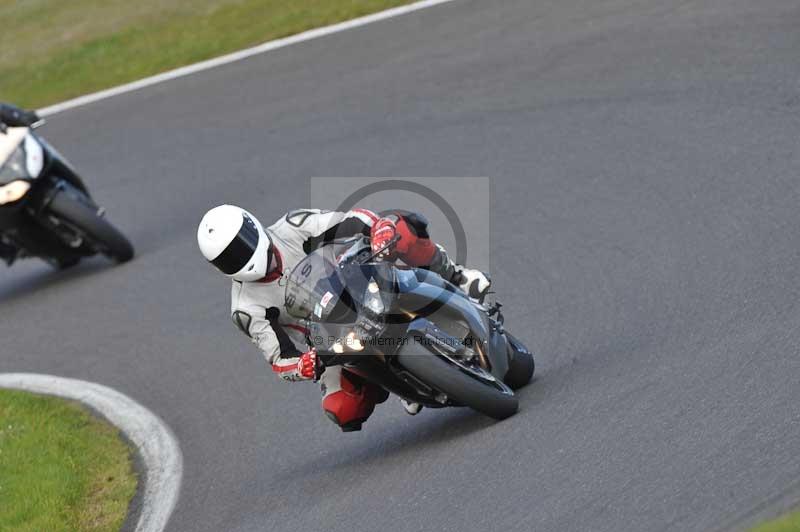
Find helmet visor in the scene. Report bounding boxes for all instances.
[210,213,261,275]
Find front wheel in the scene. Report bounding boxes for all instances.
[397,335,519,420]
[47,185,134,263]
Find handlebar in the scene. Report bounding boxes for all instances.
[313,351,325,382]
[357,234,401,265]
[0,105,42,132]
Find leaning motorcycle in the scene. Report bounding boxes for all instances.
[284,236,535,427]
[0,120,133,268]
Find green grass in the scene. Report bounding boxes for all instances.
[751,511,800,532]
[0,389,137,532]
[0,0,416,109]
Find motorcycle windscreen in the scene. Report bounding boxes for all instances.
[284,248,358,323]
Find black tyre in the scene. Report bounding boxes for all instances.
[48,187,134,263]
[55,256,81,270]
[397,336,518,420]
[504,333,535,390]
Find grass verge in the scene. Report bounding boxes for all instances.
[0,388,137,532]
[750,510,800,532]
[0,0,416,109]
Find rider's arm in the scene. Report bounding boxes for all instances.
[233,311,316,382]
[286,207,447,269]
[286,206,458,280]
[370,210,457,279]
[284,208,377,252]
[376,211,438,267]
[231,284,315,382]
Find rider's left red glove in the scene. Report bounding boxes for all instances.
[370,218,399,257]
[297,348,317,379]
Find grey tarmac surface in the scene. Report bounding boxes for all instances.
[2,0,800,530]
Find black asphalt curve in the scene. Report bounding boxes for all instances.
[3,1,800,531]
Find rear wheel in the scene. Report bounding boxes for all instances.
[504,333,535,390]
[47,185,134,263]
[397,335,518,420]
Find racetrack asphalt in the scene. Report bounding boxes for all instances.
[2,0,800,530]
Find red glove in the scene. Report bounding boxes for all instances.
[272,348,317,381]
[297,348,317,379]
[370,217,399,257]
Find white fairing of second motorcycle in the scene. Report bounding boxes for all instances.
[23,134,44,177]
[0,127,44,179]
[0,127,28,167]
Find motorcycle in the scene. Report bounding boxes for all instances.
[0,119,133,268]
[284,235,535,427]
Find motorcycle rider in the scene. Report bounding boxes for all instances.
[197,205,491,431]
[0,102,41,264]
[0,102,40,130]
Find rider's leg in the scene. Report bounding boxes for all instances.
[400,398,423,416]
[427,244,491,303]
[320,366,388,432]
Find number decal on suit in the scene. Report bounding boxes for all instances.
[285,209,326,227]
[231,311,253,337]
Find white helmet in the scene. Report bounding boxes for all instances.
[197,205,273,282]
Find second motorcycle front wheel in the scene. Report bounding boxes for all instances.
[47,185,134,263]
